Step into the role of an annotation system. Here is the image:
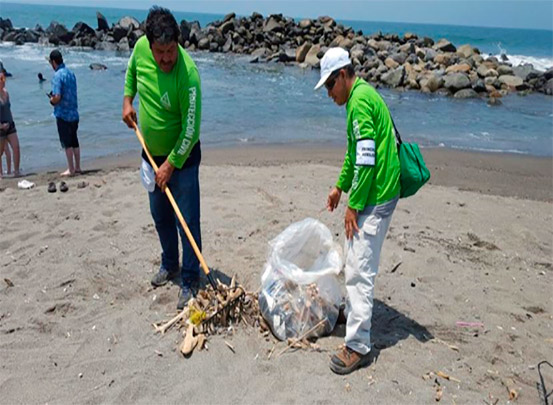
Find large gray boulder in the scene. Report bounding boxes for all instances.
[0,17,13,31]
[46,21,68,37]
[117,37,130,52]
[444,73,471,91]
[118,16,140,31]
[434,38,456,52]
[298,19,312,29]
[219,19,235,35]
[421,74,444,92]
[23,30,39,43]
[384,57,399,69]
[304,44,321,66]
[89,63,107,70]
[381,66,405,87]
[319,16,336,28]
[498,75,523,88]
[251,47,270,58]
[472,79,487,92]
[278,47,296,62]
[477,64,498,78]
[189,21,202,45]
[338,37,354,49]
[96,12,109,31]
[390,51,408,65]
[350,47,365,63]
[296,42,312,63]
[222,36,232,53]
[46,21,74,44]
[456,44,476,59]
[197,37,210,50]
[512,64,540,81]
[544,78,553,95]
[179,21,191,43]
[497,65,514,75]
[223,12,236,22]
[424,48,437,62]
[112,25,128,42]
[329,35,344,48]
[454,88,479,98]
[263,16,283,33]
[72,22,95,37]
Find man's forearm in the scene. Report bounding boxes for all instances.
[123,95,134,106]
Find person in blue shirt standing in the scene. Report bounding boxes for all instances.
[48,50,81,176]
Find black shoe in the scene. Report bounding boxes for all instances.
[151,268,177,287]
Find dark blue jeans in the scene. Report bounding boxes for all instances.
[148,163,201,286]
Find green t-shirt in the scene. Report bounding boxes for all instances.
[124,36,201,169]
[336,77,401,210]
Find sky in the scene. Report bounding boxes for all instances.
[2,0,552,30]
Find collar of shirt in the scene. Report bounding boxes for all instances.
[55,63,66,72]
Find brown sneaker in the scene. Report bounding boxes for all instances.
[329,345,371,375]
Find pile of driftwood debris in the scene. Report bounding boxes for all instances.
[153,277,262,356]
[152,277,329,357]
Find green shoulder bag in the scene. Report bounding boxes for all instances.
[392,119,431,198]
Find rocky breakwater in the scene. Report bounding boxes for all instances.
[1,12,552,99]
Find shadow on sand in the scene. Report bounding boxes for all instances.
[332,298,433,364]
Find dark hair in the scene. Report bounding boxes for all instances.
[343,64,355,78]
[145,6,179,45]
[49,49,63,65]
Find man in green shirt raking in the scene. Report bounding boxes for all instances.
[122,7,202,310]
[315,47,401,375]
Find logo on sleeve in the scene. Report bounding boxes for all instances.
[353,120,361,140]
[160,92,171,110]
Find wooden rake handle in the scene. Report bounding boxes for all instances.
[131,122,216,288]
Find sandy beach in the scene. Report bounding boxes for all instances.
[0,146,551,404]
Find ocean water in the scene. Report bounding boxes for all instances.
[0,3,552,172]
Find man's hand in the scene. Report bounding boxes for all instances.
[0,123,9,131]
[49,94,61,106]
[327,187,342,212]
[122,96,137,128]
[344,206,359,240]
[155,160,174,192]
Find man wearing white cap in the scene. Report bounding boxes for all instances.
[315,47,401,374]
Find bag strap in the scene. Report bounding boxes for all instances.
[390,115,403,146]
[358,79,403,146]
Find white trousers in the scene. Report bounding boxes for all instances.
[344,212,393,355]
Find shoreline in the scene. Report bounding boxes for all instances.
[2,144,551,202]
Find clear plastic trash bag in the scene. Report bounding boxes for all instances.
[259,218,343,341]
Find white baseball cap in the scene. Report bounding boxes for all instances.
[314,47,351,90]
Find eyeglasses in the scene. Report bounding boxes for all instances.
[324,70,341,91]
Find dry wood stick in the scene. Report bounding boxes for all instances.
[277,319,327,357]
[153,308,189,335]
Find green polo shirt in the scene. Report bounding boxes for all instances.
[124,36,201,169]
[336,77,400,210]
